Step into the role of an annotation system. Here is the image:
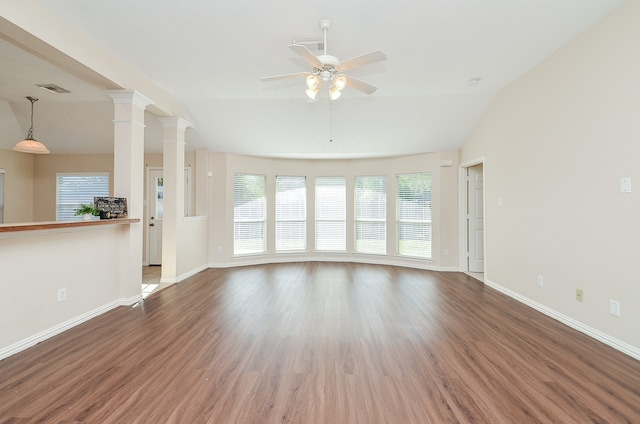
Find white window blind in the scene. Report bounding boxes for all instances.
[234,174,266,255]
[276,175,306,252]
[0,169,4,224]
[355,176,386,255]
[315,176,346,251]
[56,173,109,221]
[397,173,432,258]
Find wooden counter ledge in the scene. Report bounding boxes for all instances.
[0,218,140,233]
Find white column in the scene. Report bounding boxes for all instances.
[159,117,192,283]
[107,90,153,301]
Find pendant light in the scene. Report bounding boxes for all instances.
[13,96,50,154]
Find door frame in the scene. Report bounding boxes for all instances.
[459,157,487,276]
[145,167,163,266]
[144,166,193,266]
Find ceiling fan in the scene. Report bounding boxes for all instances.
[261,19,387,101]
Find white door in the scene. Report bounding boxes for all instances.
[468,164,484,272]
[146,168,192,265]
[148,169,164,265]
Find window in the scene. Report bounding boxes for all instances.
[234,174,266,255]
[315,176,346,251]
[397,173,432,258]
[0,169,4,224]
[276,176,306,252]
[56,173,109,221]
[355,176,386,254]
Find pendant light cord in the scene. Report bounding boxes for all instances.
[26,97,37,140]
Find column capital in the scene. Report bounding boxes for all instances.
[158,116,193,131]
[105,90,154,109]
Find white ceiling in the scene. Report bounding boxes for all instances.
[0,0,625,158]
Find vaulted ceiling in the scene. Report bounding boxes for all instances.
[0,0,625,158]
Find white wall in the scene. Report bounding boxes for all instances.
[177,216,209,280]
[460,1,640,357]
[0,224,141,359]
[207,151,459,271]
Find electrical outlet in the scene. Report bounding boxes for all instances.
[57,288,67,303]
[621,177,632,193]
[536,275,544,287]
[218,246,223,253]
[443,249,449,257]
[610,300,620,317]
[575,289,584,302]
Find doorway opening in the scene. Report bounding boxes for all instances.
[145,166,192,266]
[460,159,485,282]
[143,167,191,297]
[142,266,161,298]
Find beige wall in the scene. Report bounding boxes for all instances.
[5,151,195,221]
[0,149,34,223]
[207,151,459,270]
[460,1,640,353]
[33,154,114,221]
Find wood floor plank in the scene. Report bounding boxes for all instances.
[1,262,639,423]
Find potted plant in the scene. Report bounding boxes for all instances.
[74,204,100,220]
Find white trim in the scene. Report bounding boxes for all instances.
[458,156,487,274]
[145,166,162,266]
[0,294,142,361]
[106,90,154,108]
[208,255,458,272]
[183,215,208,222]
[163,139,187,146]
[158,116,193,131]
[484,277,640,361]
[160,264,208,284]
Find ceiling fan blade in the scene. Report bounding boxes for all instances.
[288,44,324,69]
[336,50,387,72]
[261,72,310,82]
[344,75,377,95]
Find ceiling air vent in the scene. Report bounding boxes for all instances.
[36,83,71,94]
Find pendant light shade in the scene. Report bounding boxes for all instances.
[13,96,50,154]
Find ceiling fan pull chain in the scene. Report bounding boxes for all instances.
[329,99,333,142]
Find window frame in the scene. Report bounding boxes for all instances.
[56,172,110,221]
[396,172,432,259]
[315,176,347,252]
[0,169,4,224]
[354,175,387,255]
[275,175,307,252]
[233,173,267,256]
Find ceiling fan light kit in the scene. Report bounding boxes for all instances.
[13,96,50,154]
[306,74,320,90]
[305,87,318,100]
[262,19,386,100]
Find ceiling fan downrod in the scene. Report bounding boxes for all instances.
[319,19,331,57]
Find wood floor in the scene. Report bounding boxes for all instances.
[1,262,639,423]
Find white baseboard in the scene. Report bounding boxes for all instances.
[0,294,142,361]
[160,264,209,284]
[208,255,458,272]
[484,278,640,361]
